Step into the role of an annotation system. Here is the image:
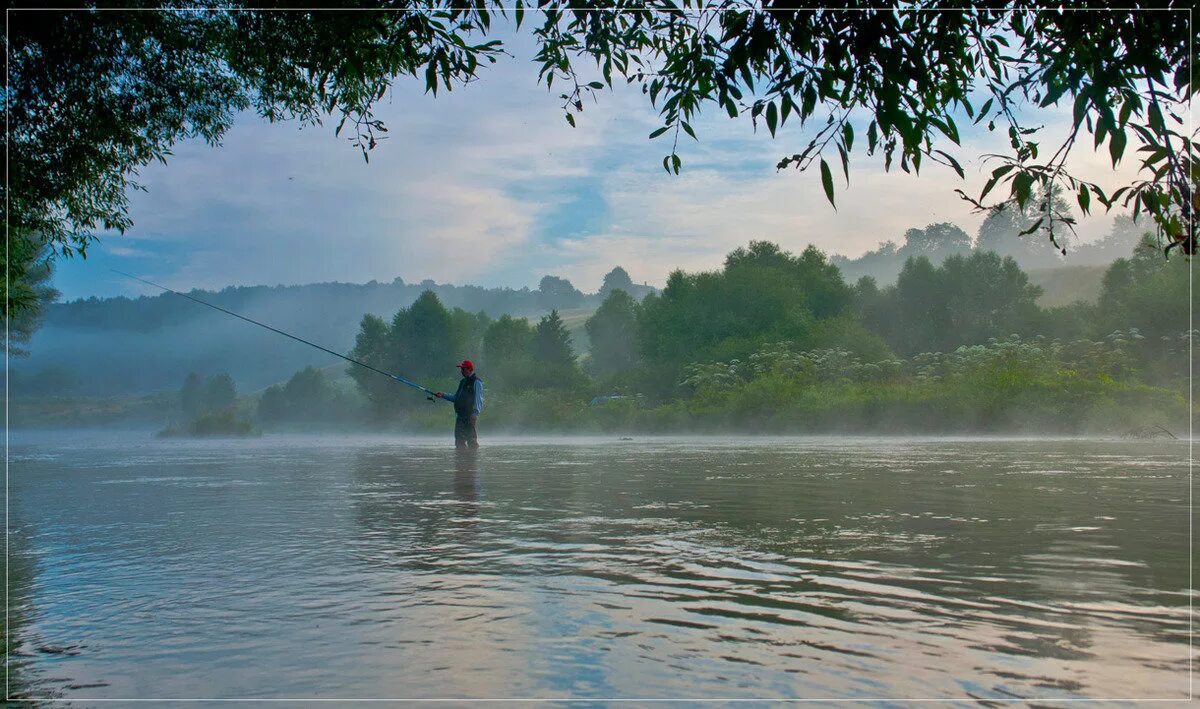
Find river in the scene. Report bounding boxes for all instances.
[7,433,1193,702]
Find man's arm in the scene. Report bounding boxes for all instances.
[474,380,483,417]
[436,391,455,402]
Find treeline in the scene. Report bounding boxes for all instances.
[45,266,653,332]
[346,295,586,417]
[246,233,1187,435]
[13,265,653,398]
[832,202,1148,284]
[160,371,254,436]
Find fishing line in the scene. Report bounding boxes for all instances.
[111,269,438,399]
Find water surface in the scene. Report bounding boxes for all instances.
[8,433,1193,701]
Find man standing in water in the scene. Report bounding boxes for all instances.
[435,360,483,449]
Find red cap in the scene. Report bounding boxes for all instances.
[458,359,474,371]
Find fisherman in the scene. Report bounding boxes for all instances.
[435,360,483,449]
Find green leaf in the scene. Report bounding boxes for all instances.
[974,97,994,125]
[587,81,604,90]
[682,121,697,140]
[1108,129,1127,166]
[838,145,849,184]
[1148,102,1166,133]
[1018,217,1044,236]
[671,153,682,175]
[1039,83,1067,108]
[842,123,854,152]
[935,150,964,179]
[1077,184,1091,214]
[766,102,778,136]
[1094,113,1109,148]
[980,175,1000,200]
[802,85,817,117]
[944,116,960,145]
[820,158,836,208]
[991,164,1016,179]
[1071,91,1089,127]
[649,126,669,139]
[1011,172,1034,207]
[565,113,575,127]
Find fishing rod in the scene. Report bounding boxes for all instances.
[111,270,439,400]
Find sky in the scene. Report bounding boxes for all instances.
[51,25,1141,301]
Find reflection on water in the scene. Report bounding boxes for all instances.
[8,433,1193,700]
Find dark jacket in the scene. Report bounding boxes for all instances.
[445,374,482,418]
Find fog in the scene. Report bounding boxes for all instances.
[9,233,1191,440]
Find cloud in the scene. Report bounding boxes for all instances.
[50,33,1159,301]
[102,244,152,258]
[537,93,1153,290]
[77,47,623,295]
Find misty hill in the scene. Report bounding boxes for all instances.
[13,268,654,398]
[832,212,1149,286]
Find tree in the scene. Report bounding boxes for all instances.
[3,235,60,356]
[257,384,289,423]
[902,223,972,261]
[975,186,1073,268]
[1097,235,1190,340]
[585,289,641,378]
[532,6,1196,252]
[347,313,395,415]
[390,290,456,382]
[639,241,853,367]
[599,267,635,298]
[348,290,488,414]
[869,252,1044,355]
[259,366,356,424]
[6,5,1192,329]
[283,366,335,408]
[482,315,536,390]
[831,240,900,284]
[204,373,237,413]
[833,222,971,285]
[180,372,205,418]
[537,275,584,311]
[532,310,578,383]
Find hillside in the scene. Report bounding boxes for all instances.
[12,273,651,398]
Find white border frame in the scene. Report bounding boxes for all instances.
[2,4,1190,705]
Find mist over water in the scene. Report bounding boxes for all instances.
[8,433,1191,701]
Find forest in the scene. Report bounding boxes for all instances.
[10,212,1190,436]
[242,217,1188,436]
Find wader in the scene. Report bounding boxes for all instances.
[452,374,480,449]
[454,415,478,449]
